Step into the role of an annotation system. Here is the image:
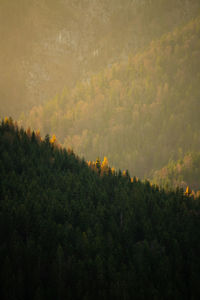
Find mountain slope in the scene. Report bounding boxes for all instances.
[0,119,200,299]
[22,15,200,178]
[1,0,200,118]
[151,152,200,194]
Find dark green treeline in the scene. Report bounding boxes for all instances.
[0,119,200,300]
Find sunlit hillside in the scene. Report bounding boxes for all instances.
[21,16,200,178]
[1,0,200,118]
[151,152,200,194]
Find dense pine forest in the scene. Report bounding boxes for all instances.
[0,119,200,300]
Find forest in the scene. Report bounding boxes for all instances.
[1,1,200,299]
[1,0,200,118]
[152,152,200,194]
[21,15,200,179]
[0,119,200,299]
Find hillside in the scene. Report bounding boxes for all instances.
[1,0,200,118]
[21,15,200,178]
[151,152,200,194]
[0,119,200,299]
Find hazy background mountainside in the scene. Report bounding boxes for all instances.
[152,152,200,193]
[21,15,200,178]
[1,0,200,118]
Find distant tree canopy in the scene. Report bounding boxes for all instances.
[21,15,200,178]
[151,152,200,194]
[1,0,200,118]
[0,119,200,300]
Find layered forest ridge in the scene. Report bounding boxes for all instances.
[1,1,200,299]
[21,15,200,178]
[0,119,200,299]
[152,152,200,194]
[1,0,200,118]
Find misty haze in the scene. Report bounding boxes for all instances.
[0,1,200,299]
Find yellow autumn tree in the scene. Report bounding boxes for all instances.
[50,134,61,149]
[4,116,9,123]
[185,186,192,196]
[122,170,126,177]
[50,134,57,144]
[101,157,108,168]
[4,117,14,127]
[101,157,109,175]
[87,161,92,167]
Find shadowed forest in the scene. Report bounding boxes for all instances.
[0,119,200,299]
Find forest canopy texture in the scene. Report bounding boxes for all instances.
[0,119,200,300]
[21,14,200,179]
[1,1,200,299]
[1,0,200,118]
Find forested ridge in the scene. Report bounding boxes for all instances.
[1,0,200,118]
[152,152,200,195]
[0,119,200,300]
[1,1,200,298]
[21,15,200,178]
